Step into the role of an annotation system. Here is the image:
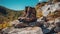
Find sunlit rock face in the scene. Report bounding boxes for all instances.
[5,27,43,34]
[35,2,48,18]
[55,2,60,10]
[36,9,43,18]
[36,1,60,19]
[41,2,60,16]
[10,20,20,26]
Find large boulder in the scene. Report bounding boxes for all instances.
[54,17,60,32]
[3,27,43,34]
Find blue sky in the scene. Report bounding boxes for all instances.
[0,0,48,10]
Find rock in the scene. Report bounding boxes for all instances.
[54,18,60,32]
[14,23,28,28]
[54,27,60,32]
[10,20,20,25]
[7,27,43,34]
[58,32,60,34]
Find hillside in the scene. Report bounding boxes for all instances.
[0,6,23,22]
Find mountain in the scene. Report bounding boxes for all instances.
[0,6,23,22]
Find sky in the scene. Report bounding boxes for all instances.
[0,0,48,10]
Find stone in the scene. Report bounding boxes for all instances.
[10,20,20,26]
[6,27,43,34]
[58,32,60,34]
[54,27,60,32]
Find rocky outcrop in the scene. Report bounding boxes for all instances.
[2,27,43,34]
[35,2,48,18]
[35,0,60,21]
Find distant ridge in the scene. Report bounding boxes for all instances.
[0,6,23,21]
